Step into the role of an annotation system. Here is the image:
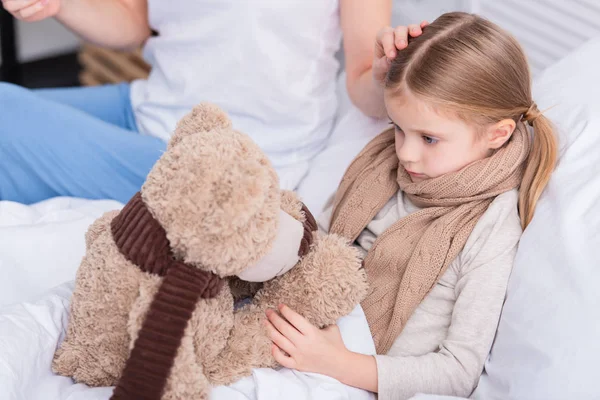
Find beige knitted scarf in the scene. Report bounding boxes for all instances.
[329,124,530,354]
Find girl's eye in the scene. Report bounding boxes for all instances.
[423,136,438,144]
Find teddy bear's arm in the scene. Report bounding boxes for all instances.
[255,232,367,328]
[205,233,368,387]
[204,303,274,386]
[85,210,120,250]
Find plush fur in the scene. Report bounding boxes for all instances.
[227,189,311,302]
[143,125,281,276]
[52,103,368,400]
[205,232,366,386]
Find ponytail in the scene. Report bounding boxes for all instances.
[518,113,558,229]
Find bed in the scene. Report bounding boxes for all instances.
[1,35,599,400]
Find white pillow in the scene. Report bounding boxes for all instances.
[472,38,600,400]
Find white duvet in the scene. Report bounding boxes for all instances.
[0,197,377,400]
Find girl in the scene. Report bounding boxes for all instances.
[0,0,409,204]
[265,12,557,399]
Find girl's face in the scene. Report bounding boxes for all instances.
[384,88,494,183]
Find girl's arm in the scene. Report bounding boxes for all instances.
[266,241,515,396]
[373,241,517,399]
[339,0,427,118]
[267,193,522,398]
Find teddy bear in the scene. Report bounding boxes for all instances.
[52,103,368,400]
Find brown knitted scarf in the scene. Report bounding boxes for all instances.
[330,125,530,354]
[109,192,223,400]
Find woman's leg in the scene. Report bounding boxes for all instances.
[0,82,165,204]
[33,82,139,131]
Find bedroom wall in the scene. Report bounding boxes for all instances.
[0,18,80,65]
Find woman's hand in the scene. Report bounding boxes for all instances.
[373,21,429,85]
[2,0,61,22]
[265,304,351,378]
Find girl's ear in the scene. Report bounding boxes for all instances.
[486,118,516,149]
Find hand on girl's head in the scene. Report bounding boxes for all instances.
[373,21,428,85]
[2,0,60,22]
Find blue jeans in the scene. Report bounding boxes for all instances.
[0,82,166,204]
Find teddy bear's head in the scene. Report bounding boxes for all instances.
[140,103,286,278]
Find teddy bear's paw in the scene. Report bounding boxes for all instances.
[52,346,79,379]
[204,352,261,387]
[73,364,119,387]
[205,363,246,387]
[258,233,368,328]
[53,344,119,387]
[204,308,274,386]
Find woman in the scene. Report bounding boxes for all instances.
[0,0,424,204]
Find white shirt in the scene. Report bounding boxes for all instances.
[130,0,342,178]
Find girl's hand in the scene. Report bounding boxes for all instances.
[2,0,61,22]
[265,304,351,378]
[373,21,429,85]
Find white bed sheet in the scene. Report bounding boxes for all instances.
[0,196,376,400]
[0,280,375,400]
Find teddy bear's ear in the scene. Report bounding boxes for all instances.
[168,102,232,150]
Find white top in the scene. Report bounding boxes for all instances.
[319,189,522,400]
[130,0,342,169]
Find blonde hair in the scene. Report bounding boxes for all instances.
[386,12,557,229]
